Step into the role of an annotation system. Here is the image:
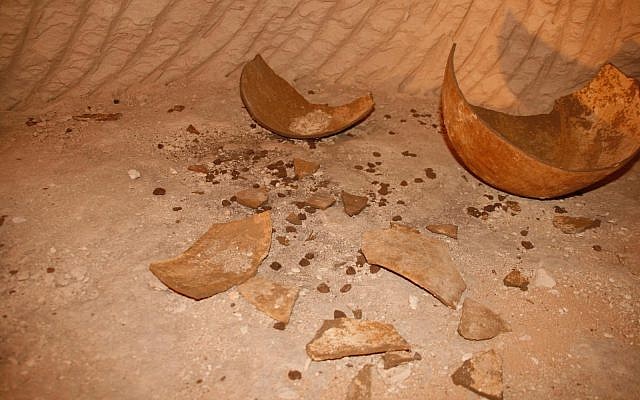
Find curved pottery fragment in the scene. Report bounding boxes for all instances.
[441,44,640,199]
[149,212,272,300]
[240,54,374,139]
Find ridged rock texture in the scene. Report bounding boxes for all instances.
[1,0,638,112]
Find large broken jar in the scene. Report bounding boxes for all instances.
[441,44,640,199]
[240,54,374,139]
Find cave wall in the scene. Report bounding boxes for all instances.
[1,0,638,113]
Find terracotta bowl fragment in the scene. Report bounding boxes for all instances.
[441,44,640,199]
[240,54,374,139]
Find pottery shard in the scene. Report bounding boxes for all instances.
[306,318,410,361]
[342,191,368,216]
[457,298,511,341]
[426,224,458,239]
[451,349,503,400]
[346,364,373,400]
[503,269,529,291]
[238,276,299,324]
[305,192,335,210]
[293,158,320,179]
[236,187,269,209]
[149,212,272,300]
[552,215,601,234]
[361,225,466,308]
[382,351,419,369]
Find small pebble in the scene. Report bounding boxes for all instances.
[153,188,166,195]
[288,370,302,380]
[273,322,286,330]
[334,310,347,319]
[269,262,282,271]
[340,284,352,293]
[317,283,330,293]
[346,266,356,275]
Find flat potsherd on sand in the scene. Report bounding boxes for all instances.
[426,223,458,239]
[306,318,410,361]
[382,350,420,369]
[457,298,511,341]
[361,225,466,308]
[149,212,272,300]
[451,349,503,400]
[293,158,320,179]
[305,191,336,210]
[235,186,269,209]
[341,191,368,216]
[503,269,529,291]
[345,364,373,400]
[237,275,299,324]
[552,215,601,234]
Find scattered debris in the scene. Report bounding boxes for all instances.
[503,269,529,291]
[521,240,534,250]
[451,349,503,400]
[306,318,410,361]
[552,216,601,234]
[334,310,347,319]
[25,117,42,126]
[127,169,141,180]
[531,268,556,288]
[149,212,272,300]
[288,370,302,380]
[72,113,122,121]
[342,191,368,216]
[305,192,335,210]
[238,276,299,324]
[425,168,437,179]
[426,224,458,239]
[235,187,269,209]
[457,299,511,341]
[186,124,201,135]
[187,164,209,174]
[286,212,303,225]
[293,158,319,179]
[167,105,185,112]
[345,364,373,400]
[382,351,420,369]
[317,283,330,293]
[361,225,467,308]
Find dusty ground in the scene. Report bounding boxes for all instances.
[1,80,639,400]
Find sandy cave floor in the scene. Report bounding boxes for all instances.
[0,81,639,400]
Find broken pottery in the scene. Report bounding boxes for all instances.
[451,349,503,400]
[442,44,640,199]
[361,225,466,308]
[503,269,529,291]
[305,192,336,210]
[235,186,269,209]
[382,351,420,369]
[238,276,299,324]
[293,158,320,179]
[306,318,410,361]
[552,215,601,234]
[457,298,511,341]
[345,364,373,400]
[342,191,368,216]
[240,54,374,139]
[149,212,272,300]
[426,224,458,239]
